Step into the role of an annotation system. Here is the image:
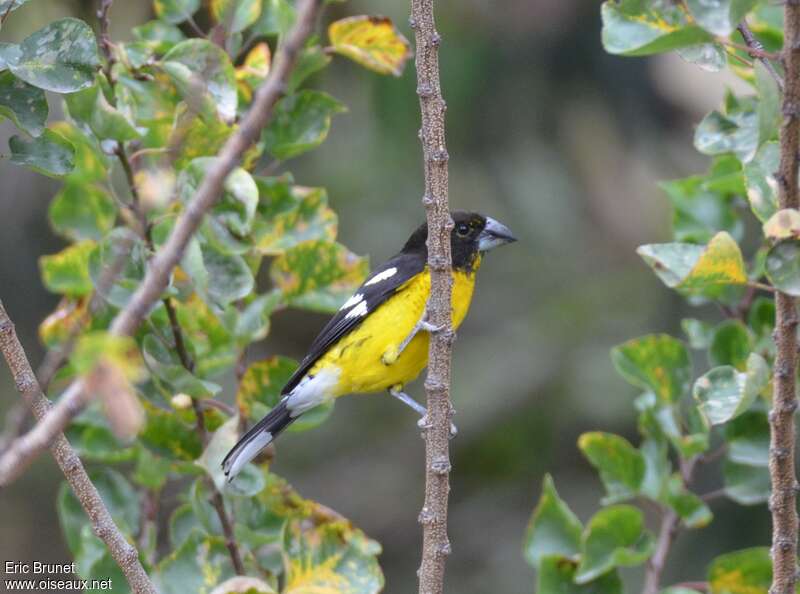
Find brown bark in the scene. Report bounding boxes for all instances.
[0,301,156,593]
[410,1,454,593]
[770,4,800,593]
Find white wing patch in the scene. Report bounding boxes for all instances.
[286,367,340,416]
[344,300,368,319]
[364,267,397,286]
[339,292,363,311]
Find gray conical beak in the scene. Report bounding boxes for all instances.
[478,217,517,252]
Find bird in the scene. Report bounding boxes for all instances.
[222,211,516,480]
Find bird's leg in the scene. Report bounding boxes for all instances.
[389,385,457,438]
[382,306,442,365]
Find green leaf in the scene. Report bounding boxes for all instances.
[578,432,645,503]
[639,438,670,500]
[600,1,712,56]
[271,240,368,313]
[211,0,263,34]
[0,71,47,136]
[756,60,781,146]
[659,162,744,244]
[637,232,747,291]
[153,0,201,24]
[328,16,412,76]
[253,0,295,36]
[50,121,110,183]
[4,18,99,93]
[162,39,237,122]
[708,547,773,592]
[524,474,583,569]
[64,81,140,141]
[681,318,714,349]
[766,239,800,296]
[693,353,768,426]
[724,459,770,504]
[133,447,172,490]
[49,182,116,241]
[178,158,258,251]
[726,411,770,467]
[263,90,346,160]
[65,406,136,463]
[574,505,654,584]
[154,532,234,594]
[140,400,203,461]
[88,228,147,308]
[537,556,623,594]
[685,0,757,36]
[197,415,240,491]
[133,20,187,54]
[611,334,691,404]
[695,100,758,163]
[237,356,298,420]
[40,240,94,296]
[744,141,779,222]
[142,333,221,398]
[10,129,75,177]
[252,177,338,255]
[708,320,752,369]
[662,474,712,529]
[287,45,332,93]
[677,43,726,72]
[57,468,140,552]
[202,244,255,305]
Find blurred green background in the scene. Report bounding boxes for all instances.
[0,0,771,592]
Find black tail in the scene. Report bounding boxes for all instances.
[222,400,296,481]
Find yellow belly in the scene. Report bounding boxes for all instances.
[309,264,479,396]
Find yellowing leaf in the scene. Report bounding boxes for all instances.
[236,42,271,102]
[637,231,747,291]
[40,240,95,296]
[39,298,88,348]
[328,16,412,76]
[211,0,262,33]
[763,208,800,240]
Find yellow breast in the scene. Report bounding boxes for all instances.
[310,261,480,396]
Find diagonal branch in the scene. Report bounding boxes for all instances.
[737,21,784,91]
[769,4,800,594]
[0,0,323,486]
[410,1,455,593]
[0,301,157,594]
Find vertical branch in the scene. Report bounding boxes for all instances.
[770,4,800,594]
[410,1,454,593]
[0,301,157,594]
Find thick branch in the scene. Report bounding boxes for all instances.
[411,1,454,593]
[0,301,156,594]
[0,0,322,485]
[769,4,800,593]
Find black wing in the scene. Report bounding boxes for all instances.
[281,251,425,395]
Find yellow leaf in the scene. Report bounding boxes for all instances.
[236,42,271,102]
[679,231,747,289]
[328,16,412,76]
[763,208,800,240]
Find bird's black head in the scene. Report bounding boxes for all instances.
[403,211,517,271]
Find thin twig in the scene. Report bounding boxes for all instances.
[768,4,800,592]
[738,21,785,91]
[97,0,116,83]
[642,456,699,594]
[0,301,157,594]
[0,0,324,486]
[410,1,455,593]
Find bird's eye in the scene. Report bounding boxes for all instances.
[456,223,470,236]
